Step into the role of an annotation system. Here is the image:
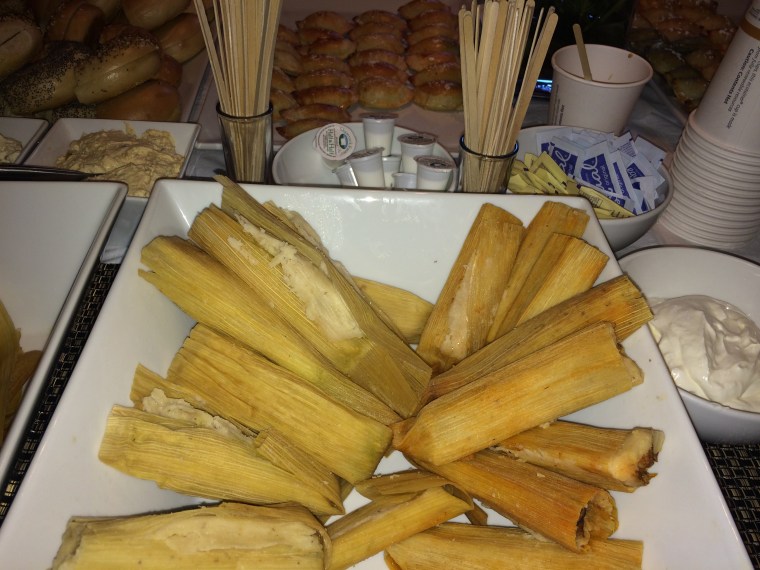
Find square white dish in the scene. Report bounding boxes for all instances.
[0,180,750,569]
[0,181,127,483]
[0,117,49,164]
[23,118,200,183]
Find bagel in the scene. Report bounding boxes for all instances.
[86,0,120,21]
[357,77,413,110]
[121,0,190,30]
[413,79,463,111]
[75,32,161,104]
[2,40,91,114]
[0,13,43,80]
[44,0,104,44]
[95,79,181,121]
[296,11,354,35]
[153,12,204,64]
[152,52,182,87]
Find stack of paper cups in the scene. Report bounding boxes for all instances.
[660,0,760,249]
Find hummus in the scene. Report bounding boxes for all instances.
[0,133,22,164]
[56,125,184,197]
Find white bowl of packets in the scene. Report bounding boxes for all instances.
[514,126,672,252]
[620,246,760,444]
[272,121,457,192]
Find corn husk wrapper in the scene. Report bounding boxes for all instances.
[139,235,398,425]
[493,420,665,492]
[216,176,432,418]
[418,449,618,552]
[416,203,524,373]
[353,277,433,345]
[132,324,392,484]
[99,403,342,516]
[51,502,330,570]
[394,322,643,466]
[488,201,589,341]
[488,232,608,334]
[0,300,20,443]
[326,478,473,570]
[385,522,643,569]
[425,274,652,401]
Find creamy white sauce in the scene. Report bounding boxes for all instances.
[649,295,760,412]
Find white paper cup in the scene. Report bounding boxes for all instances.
[692,0,760,151]
[415,155,456,191]
[382,154,401,188]
[549,44,653,135]
[398,133,437,173]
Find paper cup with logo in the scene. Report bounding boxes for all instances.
[549,44,653,134]
[692,0,760,151]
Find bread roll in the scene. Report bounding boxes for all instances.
[398,0,448,21]
[277,117,331,140]
[407,23,458,45]
[408,10,457,32]
[406,50,457,72]
[411,61,461,86]
[294,85,358,109]
[0,13,43,80]
[44,0,104,44]
[350,61,408,83]
[281,103,350,124]
[354,33,406,55]
[121,0,189,30]
[349,48,407,71]
[296,11,354,35]
[153,12,204,64]
[28,0,63,27]
[413,79,462,111]
[95,79,181,121]
[308,36,356,60]
[357,77,413,110]
[348,22,405,41]
[300,53,351,74]
[75,32,161,103]
[86,0,120,21]
[354,10,407,32]
[152,52,182,87]
[294,69,354,91]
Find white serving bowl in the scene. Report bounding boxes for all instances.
[516,126,672,252]
[0,117,49,163]
[272,122,456,191]
[619,246,760,443]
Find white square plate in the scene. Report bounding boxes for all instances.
[23,118,200,183]
[0,181,127,483]
[0,180,750,568]
[0,117,49,164]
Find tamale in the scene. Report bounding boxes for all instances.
[139,235,397,425]
[386,523,643,569]
[493,420,665,492]
[394,322,643,466]
[487,232,608,334]
[416,203,524,373]
[418,449,618,552]
[99,401,342,516]
[216,175,432,418]
[0,299,20,443]
[488,201,589,341]
[51,502,330,570]
[354,469,450,500]
[131,324,393,484]
[425,274,652,401]
[326,479,473,570]
[353,277,433,344]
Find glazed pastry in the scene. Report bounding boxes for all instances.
[294,69,355,91]
[413,79,463,111]
[354,32,406,55]
[300,53,351,74]
[349,48,407,71]
[280,103,350,123]
[350,61,408,83]
[357,77,413,110]
[296,11,354,35]
[276,117,331,139]
[294,85,358,109]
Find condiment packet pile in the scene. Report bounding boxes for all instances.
[510,127,667,218]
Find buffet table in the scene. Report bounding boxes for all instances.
[2,75,760,567]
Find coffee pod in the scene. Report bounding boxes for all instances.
[415,155,455,191]
[362,113,398,156]
[382,154,402,188]
[332,161,358,187]
[398,133,437,173]
[313,123,357,168]
[347,147,385,188]
[392,172,417,189]
[692,0,760,151]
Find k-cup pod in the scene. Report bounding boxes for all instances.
[362,113,398,156]
[692,0,760,152]
[382,154,402,188]
[398,133,437,173]
[549,44,652,135]
[313,123,357,168]
[392,172,417,189]
[415,155,455,191]
[347,147,385,188]
[332,161,358,187]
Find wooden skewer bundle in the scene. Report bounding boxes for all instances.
[459,0,557,192]
[194,0,283,182]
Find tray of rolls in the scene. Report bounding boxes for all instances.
[195,0,467,153]
[0,0,209,124]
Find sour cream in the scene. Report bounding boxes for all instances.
[649,295,760,412]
